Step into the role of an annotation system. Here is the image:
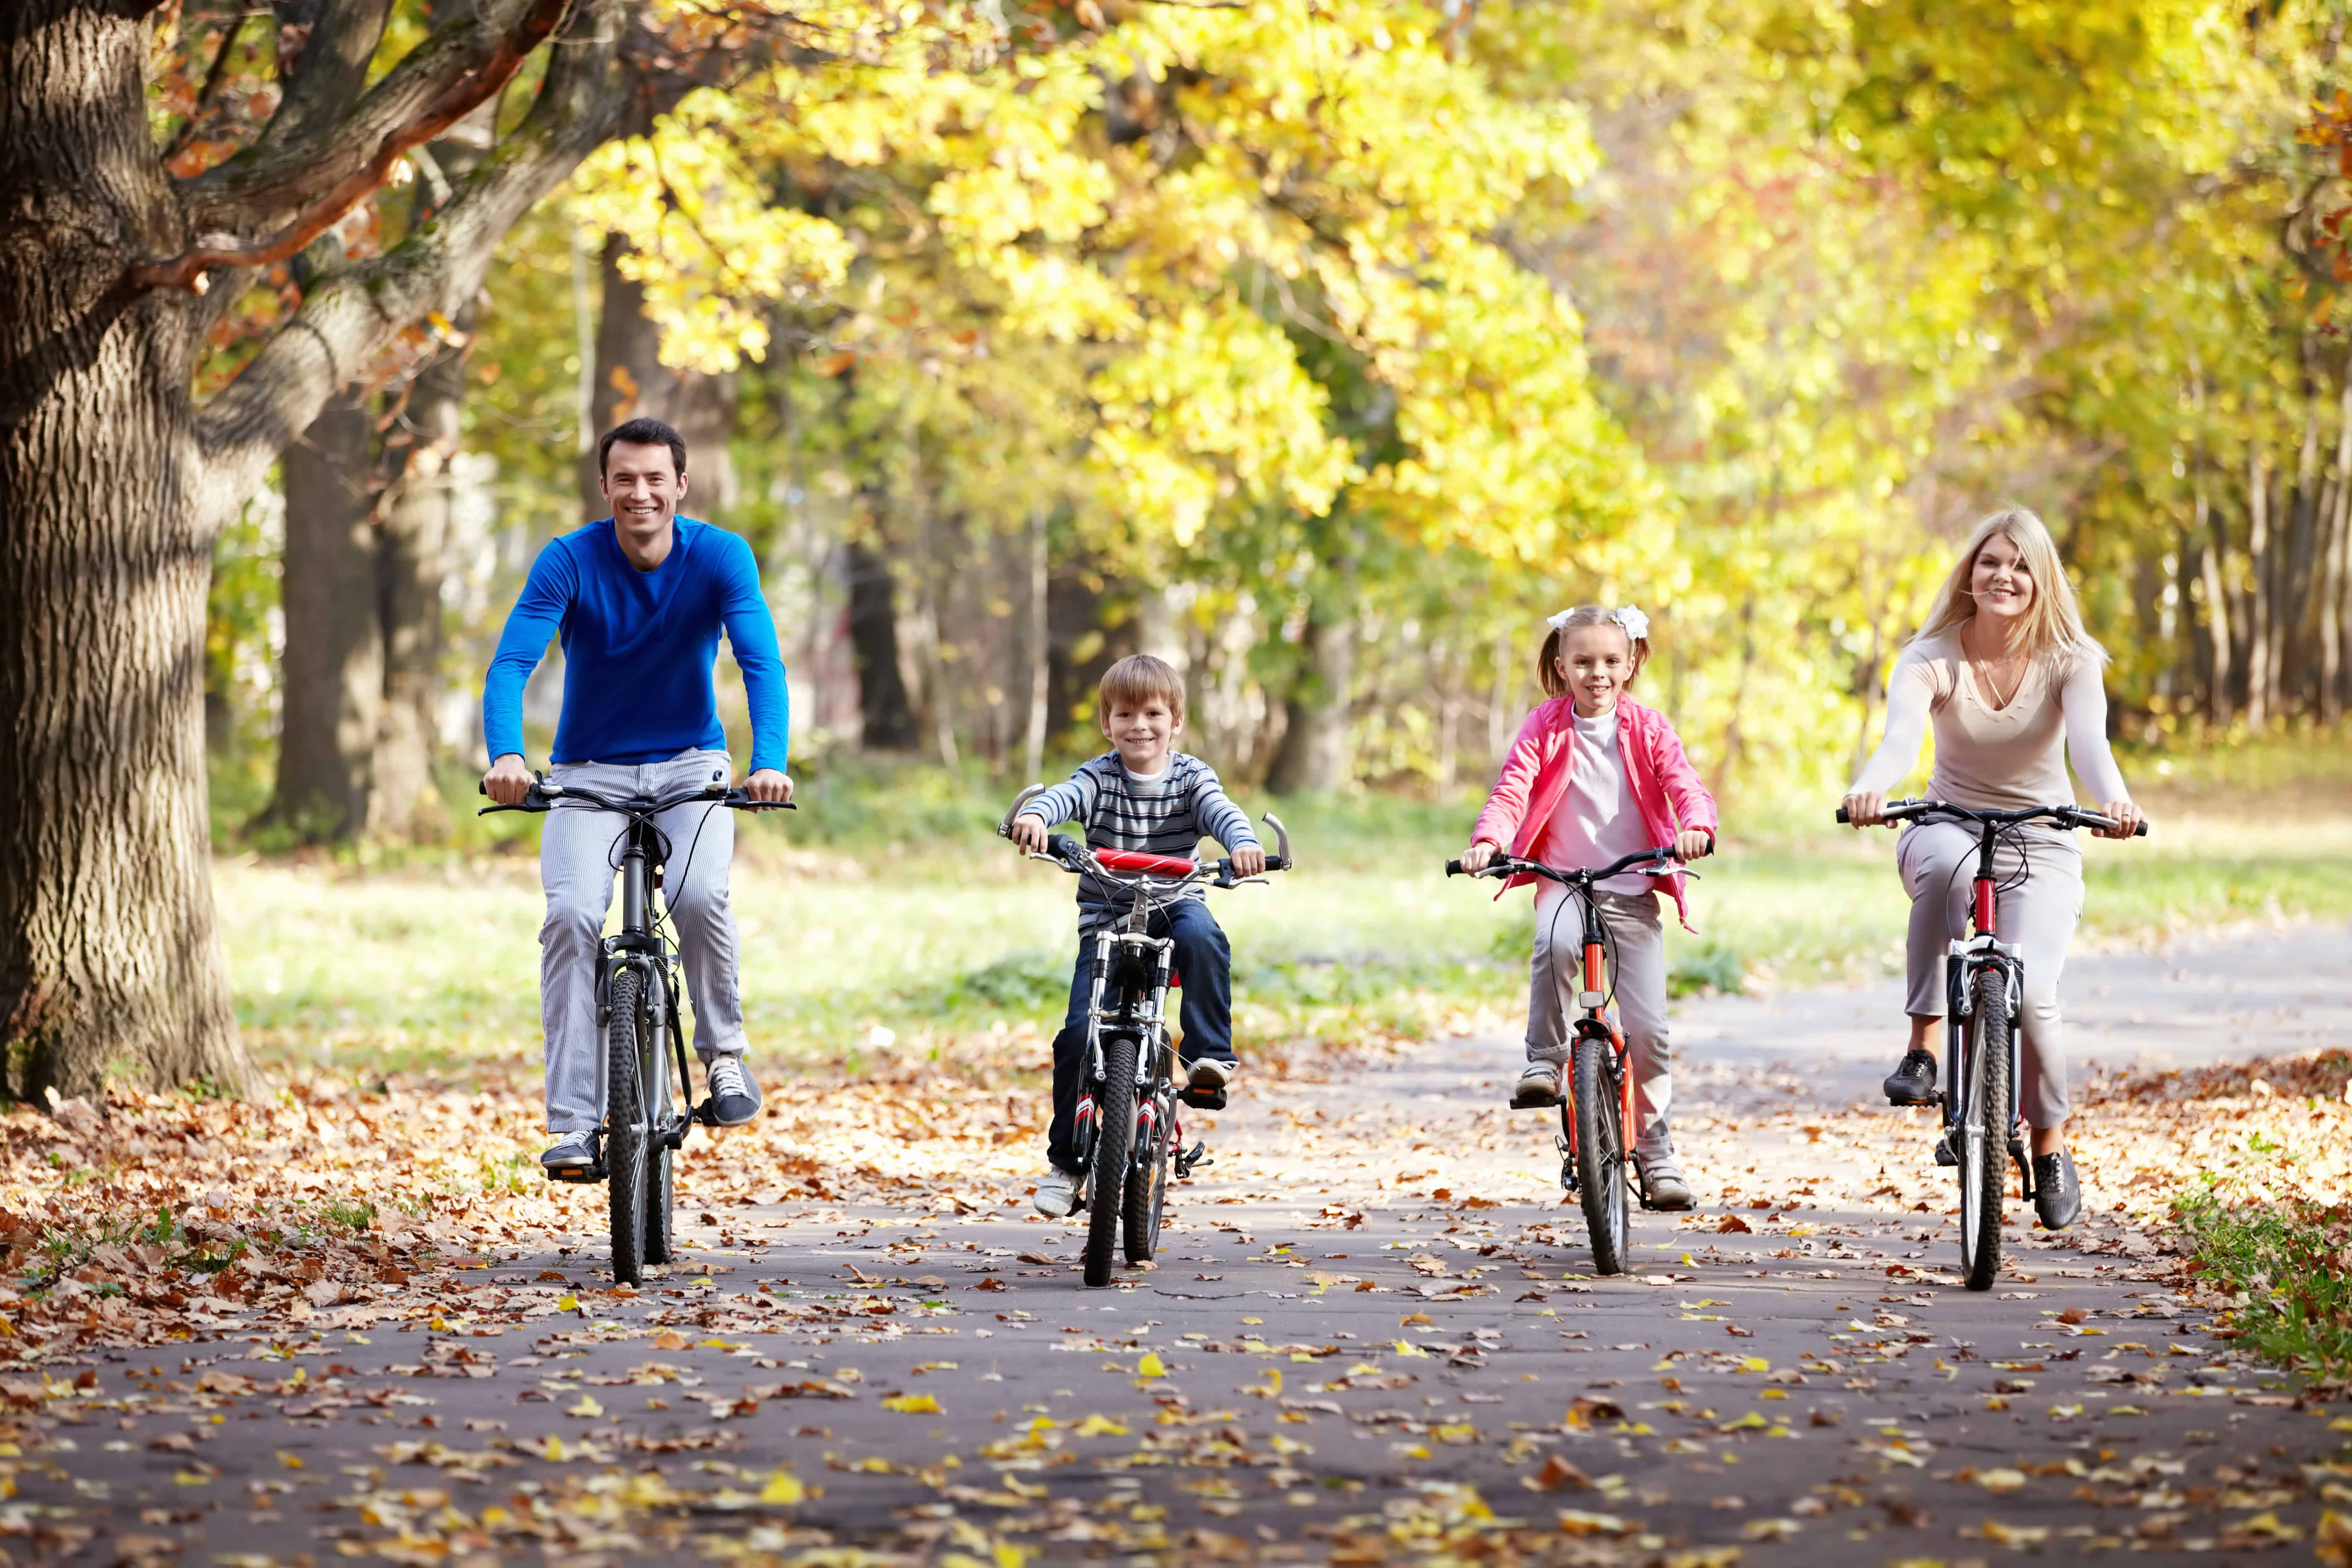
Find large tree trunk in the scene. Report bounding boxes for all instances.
[0,0,248,1098]
[1264,612,1356,794]
[268,393,383,839]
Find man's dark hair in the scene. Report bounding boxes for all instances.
[598,417,688,480]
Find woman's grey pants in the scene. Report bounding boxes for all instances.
[1897,821,2084,1129]
[1526,885,1673,1157]
[540,749,748,1135]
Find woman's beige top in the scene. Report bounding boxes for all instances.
[1849,625,2130,808]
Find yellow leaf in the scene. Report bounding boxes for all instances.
[1072,1413,1129,1437]
[883,1393,942,1414]
[759,1471,805,1504]
[1393,1340,1429,1359]
[555,1295,579,1312]
[276,1451,304,1470]
[1136,1352,1168,1378]
[567,1395,604,1418]
[1738,1357,1769,1373]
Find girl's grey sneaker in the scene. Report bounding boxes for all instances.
[1034,1167,1082,1217]
[1511,1062,1563,1108]
[707,1055,762,1126]
[1637,1153,1694,1210]
[542,1131,595,1171]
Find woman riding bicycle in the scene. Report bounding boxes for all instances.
[1841,507,2143,1232]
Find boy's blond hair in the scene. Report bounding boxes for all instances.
[1097,654,1186,728]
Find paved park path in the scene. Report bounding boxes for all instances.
[17,925,2352,1565]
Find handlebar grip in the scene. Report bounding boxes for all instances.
[1445,859,1464,877]
[2133,819,2149,837]
[1047,833,1083,864]
[1834,806,1849,825]
[1264,856,1289,873]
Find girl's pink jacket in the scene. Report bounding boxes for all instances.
[1470,693,1720,929]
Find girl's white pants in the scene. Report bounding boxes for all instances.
[1525,885,1672,1158]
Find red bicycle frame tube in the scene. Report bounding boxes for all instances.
[1093,848,1200,876]
[1973,877,1995,936]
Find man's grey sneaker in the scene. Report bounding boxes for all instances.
[1033,1166,1082,1218]
[707,1055,761,1126]
[1883,1048,1938,1106]
[2032,1149,2082,1231]
[1638,1153,1694,1211]
[541,1131,595,1171]
[1511,1062,1564,1109]
[1185,1056,1235,1095]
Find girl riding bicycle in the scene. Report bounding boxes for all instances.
[1461,605,1717,1211]
[1842,506,2143,1232]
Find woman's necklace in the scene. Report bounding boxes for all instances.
[1963,624,2027,710]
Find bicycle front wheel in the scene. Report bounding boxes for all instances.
[1085,1033,1140,1287]
[607,967,650,1287]
[1572,1035,1629,1276]
[1123,1088,1170,1265]
[1959,965,2012,1292]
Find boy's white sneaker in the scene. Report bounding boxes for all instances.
[1034,1167,1083,1217]
[1637,1152,1694,1211]
[1184,1056,1235,1094]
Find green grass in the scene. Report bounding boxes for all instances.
[2172,1189,2352,1382]
[213,746,2352,1083]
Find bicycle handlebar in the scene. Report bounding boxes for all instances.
[476,776,796,817]
[1444,842,1697,883]
[1835,798,2147,836]
[998,782,1293,887]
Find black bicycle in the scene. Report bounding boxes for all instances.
[481,776,792,1285]
[998,786,1292,1287]
[1446,844,1697,1275]
[1836,798,2146,1289]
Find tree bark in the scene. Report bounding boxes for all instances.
[841,541,917,750]
[2246,451,2271,730]
[268,392,383,839]
[1265,612,1356,794]
[0,0,247,1099]
[0,0,623,1096]
[1022,509,1051,781]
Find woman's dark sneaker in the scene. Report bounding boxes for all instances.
[707,1055,762,1126]
[1883,1049,1938,1106]
[2032,1149,2082,1231]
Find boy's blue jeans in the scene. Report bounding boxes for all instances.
[1046,897,1234,1173]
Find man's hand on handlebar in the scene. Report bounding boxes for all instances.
[744,769,794,805]
[1841,790,1895,829]
[2091,799,2143,841]
[1459,840,1500,875]
[484,753,533,807]
[1008,814,1050,856]
[1230,844,1266,878]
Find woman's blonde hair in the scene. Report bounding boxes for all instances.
[1913,506,2107,667]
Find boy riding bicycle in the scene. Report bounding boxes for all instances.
[480,418,792,1173]
[1006,655,1264,1217]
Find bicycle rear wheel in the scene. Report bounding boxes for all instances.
[1959,966,2012,1292]
[1572,1035,1629,1275]
[1085,1033,1140,1287]
[1124,1086,1170,1265]
[607,967,650,1287]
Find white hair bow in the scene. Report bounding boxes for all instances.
[1614,605,1649,641]
[1545,608,1574,632]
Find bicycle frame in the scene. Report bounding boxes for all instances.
[1939,818,2036,1201]
[1559,885,1635,1193]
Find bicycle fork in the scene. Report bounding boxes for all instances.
[1940,939,2037,1200]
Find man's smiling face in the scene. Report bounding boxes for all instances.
[601,440,687,547]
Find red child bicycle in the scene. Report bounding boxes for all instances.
[1836,798,2147,1290]
[1447,844,1689,1276]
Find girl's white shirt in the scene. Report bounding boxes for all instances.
[1848,626,2130,809]
[1532,705,1654,895]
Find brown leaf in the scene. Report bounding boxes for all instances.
[1716,1214,1753,1234]
[1533,1453,1592,1491]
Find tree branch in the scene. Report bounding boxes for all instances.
[189,0,627,517]
[253,0,399,155]
[151,0,573,279]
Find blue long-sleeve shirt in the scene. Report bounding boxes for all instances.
[482,518,789,775]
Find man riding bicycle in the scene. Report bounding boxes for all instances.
[480,417,792,1173]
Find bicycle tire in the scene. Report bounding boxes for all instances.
[1572,1035,1629,1276]
[1086,1033,1140,1287]
[1123,1087,1169,1265]
[607,967,650,1287]
[645,1032,675,1266]
[1960,965,2012,1292]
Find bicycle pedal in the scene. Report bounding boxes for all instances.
[1178,1086,1228,1110]
[548,1165,605,1185]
